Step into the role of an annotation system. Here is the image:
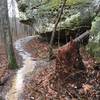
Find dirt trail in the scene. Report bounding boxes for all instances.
[5,35,49,100]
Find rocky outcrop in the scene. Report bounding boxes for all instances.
[16,0,100,59]
[16,0,98,32]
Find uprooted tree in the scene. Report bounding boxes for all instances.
[48,0,98,70]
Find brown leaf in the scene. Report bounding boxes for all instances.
[82,84,93,93]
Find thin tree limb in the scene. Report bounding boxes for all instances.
[49,0,67,59]
[50,0,67,45]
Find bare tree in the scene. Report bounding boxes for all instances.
[0,0,18,69]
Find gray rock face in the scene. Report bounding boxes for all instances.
[16,0,99,33]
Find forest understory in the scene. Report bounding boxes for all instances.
[0,37,100,100]
[0,0,100,100]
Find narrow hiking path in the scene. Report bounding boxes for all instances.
[6,36,36,100]
[5,35,49,100]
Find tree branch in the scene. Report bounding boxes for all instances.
[49,0,67,59]
[50,0,67,45]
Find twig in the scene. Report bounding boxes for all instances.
[65,89,74,98]
[61,71,86,90]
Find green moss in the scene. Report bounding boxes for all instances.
[86,42,100,62]
[87,16,100,61]
[38,0,60,12]
[18,0,28,12]
[61,13,81,28]
[91,16,100,36]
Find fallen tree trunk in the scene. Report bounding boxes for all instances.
[53,30,90,70]
[52,30,90,56]
[41,26,90,45]
[62,30,90,48]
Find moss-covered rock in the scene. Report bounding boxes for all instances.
[17,0,96,32]
[87,16,100,61]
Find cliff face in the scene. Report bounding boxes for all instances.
[17,0,95,32]
[17,0,100,60]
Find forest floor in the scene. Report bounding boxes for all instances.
[23,38,100,100]
[0,44,15,99]
[0,38,100,100]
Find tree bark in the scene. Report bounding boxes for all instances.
[49,0,67,59]
[50,0,67,45]
[0,0,18,69]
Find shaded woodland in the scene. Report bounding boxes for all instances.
[0,0,100,100]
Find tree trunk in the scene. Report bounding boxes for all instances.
[0,0,18,69]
